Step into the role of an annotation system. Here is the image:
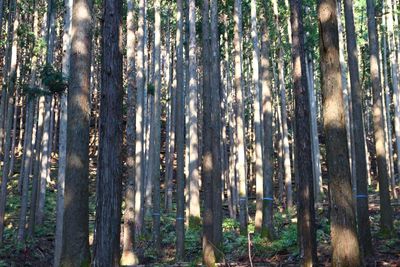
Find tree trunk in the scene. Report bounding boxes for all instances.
[134,0,146,238]
[317,0,361,265]
[60,0,92,263]
[343,0,373,258]
[151,0,162,253]
[36,0,57,226]
[289,0,318,264]
[260,0,274,239]
[17,6,40,241]
[233,0,248,236]
[53,0,72,265]
[121,0,138,264]
[93,0,123,264]
[250,0,263,233]
[175,0,185,260]
[367,0,394,233]
[0,0,18,241]
[188,0,200,228]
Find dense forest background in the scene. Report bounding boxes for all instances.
[0,0,398,265]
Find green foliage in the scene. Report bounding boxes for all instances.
[185,227,202,263]
[40,64,68,94]
[22,84,51,98]
[147,83,155,96]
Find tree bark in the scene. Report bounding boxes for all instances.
[260,0,275,239]
[151,0,162,253]
[0,0,18,241]
[367,0,394,233]
[60,0,92,264]
[289,0,318,265]
[233,0,248,235]
[343,0,373,258]
[53,0,72,265]
[134,0,146,238]
[317,0,361,265]
[121,0,138,264]
[93,0,123,264]
[175,0,185,260]
[188,0,200,228]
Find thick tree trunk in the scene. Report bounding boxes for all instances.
[317,0,361,265]
[60,0,92,264]
[93,0,123,264]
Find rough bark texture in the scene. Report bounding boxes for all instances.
[259,2,275,239]
[317,0,361,265]
[152,0,162,253]
[210,0,222,256]
[343,0,373,258]
[251,0,263,233]
[290,0,318,265]
[53,0,72,265]
[92,0,123,265]
[366,0,394,233]
[175,0,185,261]
[121,0,137,264]
[202,0,215,265]
[60,0,92,264]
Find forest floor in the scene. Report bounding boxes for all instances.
[0,163,399,266]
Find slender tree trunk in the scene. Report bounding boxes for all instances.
[386,0,400,199]
[60,0,92,263]
[343,0,373,258]
[134,0,146,238]
[17,6,40,241]
[188,0,200,228]
[317,0,361,265]
[121,0,138,264]
[367,0,394,233]
[36,0,57,226]
[175,0,185,260]
[250,0,263,233]
[260,1,274,239]
[53,0,72,265]
[28,96,45,236]
[272,0,293,209]
[290,0,317,264]
[0,0,18,241]
[233,0,248,235]
[151,0,162,253]
[210,0,222,256]
[305,55,322,203]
